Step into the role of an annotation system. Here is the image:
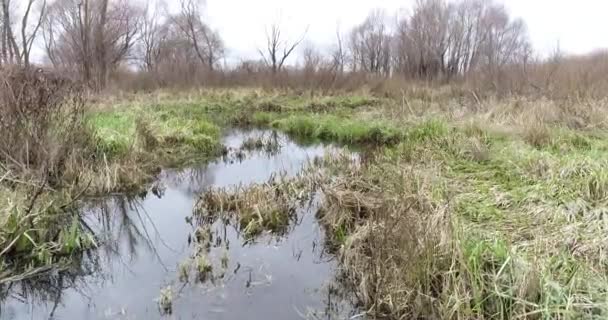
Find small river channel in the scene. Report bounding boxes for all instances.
[1,129,359,320]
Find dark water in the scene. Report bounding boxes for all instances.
[1,129,357,320]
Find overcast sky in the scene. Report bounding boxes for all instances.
[199,0,608,64]
[31,0,607,64]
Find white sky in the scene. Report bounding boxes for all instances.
[201,0,608,64]
[31,0,608,64]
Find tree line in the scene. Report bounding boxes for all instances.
[0,0,579,93]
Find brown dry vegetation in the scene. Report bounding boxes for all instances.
[2,0,608,318]
[195,173,317,238]
[0,67,90,182]
[4,80,608,318]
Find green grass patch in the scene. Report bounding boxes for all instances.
[88,112,135,157]
[271,114,402,145]
[89,105,221,163]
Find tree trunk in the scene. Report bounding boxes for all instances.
[95,0,109,91]
[1,0,20,65]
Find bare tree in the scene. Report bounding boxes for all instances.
[20,0,46,67]
[1,0,20,64]
[258,21,307,74]
[407,0,451,78]
[134,3,226,87]
[78,0,93,82]
[391,0,530,81]
[478,4,529,81]
[330,24,347,74]
[42,0,143,89]
[301,42,322,73]
[445,0,487,77]
[392,12,412,77]
[155,17,200,84]
[137,0,163,72]
[0,0,46,66]
[94,0,109,88]
[174,0,224,72]
[349,9,391,75]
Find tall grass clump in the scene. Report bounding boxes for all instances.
[0,185,97,283]
[523,122,552,149]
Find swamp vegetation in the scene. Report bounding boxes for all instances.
[3,69,608,319]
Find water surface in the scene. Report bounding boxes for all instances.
[1,129,355,320]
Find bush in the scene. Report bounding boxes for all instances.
[0,67,90,182]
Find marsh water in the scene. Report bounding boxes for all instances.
[0,129,357,320]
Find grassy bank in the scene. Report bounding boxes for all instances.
[0,83,228,284]
[85,105,223,193]
[308,120,608,319]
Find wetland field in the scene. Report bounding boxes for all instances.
[3,84,608,319]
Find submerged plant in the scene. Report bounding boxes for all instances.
[178,260,190,283]
[158,286,173,315]
[194,225,213,250]
[220,248,229,270]
[240,137,265,151]
[195,174,315,239]
[195,254,213,283]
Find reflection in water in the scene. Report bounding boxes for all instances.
[0,253,99,319]
[0,129,358,320]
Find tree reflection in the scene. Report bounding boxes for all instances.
[0,249,100,319]
[160,165,216,196]
[0,194,165,319]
